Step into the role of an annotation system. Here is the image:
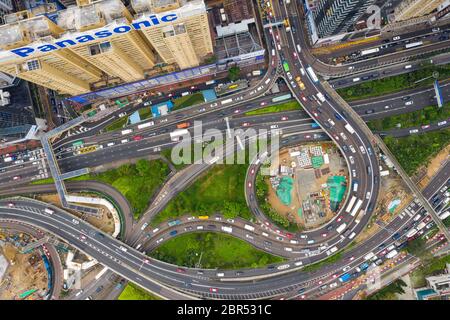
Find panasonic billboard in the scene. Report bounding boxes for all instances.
[9,13,178,58]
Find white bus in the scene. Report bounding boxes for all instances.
[121,129,133,135]
[353,182,358,192]
[336,223,347,234]
[344,123,355,134]
[306,66,319,83]
[405,41,423,49]
[221,226,233,233]
[221,98,233,105]
[296,44,301,53]
[360,48,380,56]
[170,129,189,142]
[244,224,255,232]
[137,121,154,129]
[350,199,363,217]
[345,196,357,213]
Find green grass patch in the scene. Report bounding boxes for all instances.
[443,216,450,228]
[383,128,450,175]
[30,177,55,185]
[139,107,152,120]
[105,116,128,132]
[245,100,300,116]
[118,283,161,300]
[172,93,205,111]
[368,102,450,131]
[337,64,450,101]
[152,164,251,226]
[365,279,406,300]
[410,254,450,288]
[150,232,284,269]
[31,159,170,219]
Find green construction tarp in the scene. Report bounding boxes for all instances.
[276,176,294,206]
[327,176,347,212]
[311,156,324,168]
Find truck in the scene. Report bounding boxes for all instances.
[406,228,418,238]
[364,252,375,261]
[252,70,262,76]
[121,129,133,135]
[170,129,189,141]
[339,273,351,283]
[385,250,399,259]
[3,156,13,163]
[176,122,190,129]
[244,224,255,232]
[221,226,233,233]
[316,92,326,103]
[336,223,347,234]
[344,123,355,134]
[326,246,338,256]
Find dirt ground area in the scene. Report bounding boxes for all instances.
[37,194,115,234]
[266,142,349,229]
[0,243,48,300]
[416,145,450,190]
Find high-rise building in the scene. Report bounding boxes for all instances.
[394,0,447,21]
[0,0,13,24]
[0,0,213,95]
[305,0,376,43]
[132,0,213,69]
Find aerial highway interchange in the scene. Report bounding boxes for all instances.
[0,0,449,303]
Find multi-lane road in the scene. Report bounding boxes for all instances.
[0,0,449,301]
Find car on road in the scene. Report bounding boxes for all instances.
[233,109,240,114]
[242,122,250,127]
[248,182,252,188]
[209,288,218,293]
[132,135,143,141]
[176,268,186,273]
[141,223,149,231]
[7,202,14,207]
[405,101,414,106]
[281,116,288,121]
[12,176,21,181]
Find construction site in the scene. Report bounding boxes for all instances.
[0,230,49,300]
[265,142,349,229]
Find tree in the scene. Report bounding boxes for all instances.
[228,66,240,81]
[136,159,151,177]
